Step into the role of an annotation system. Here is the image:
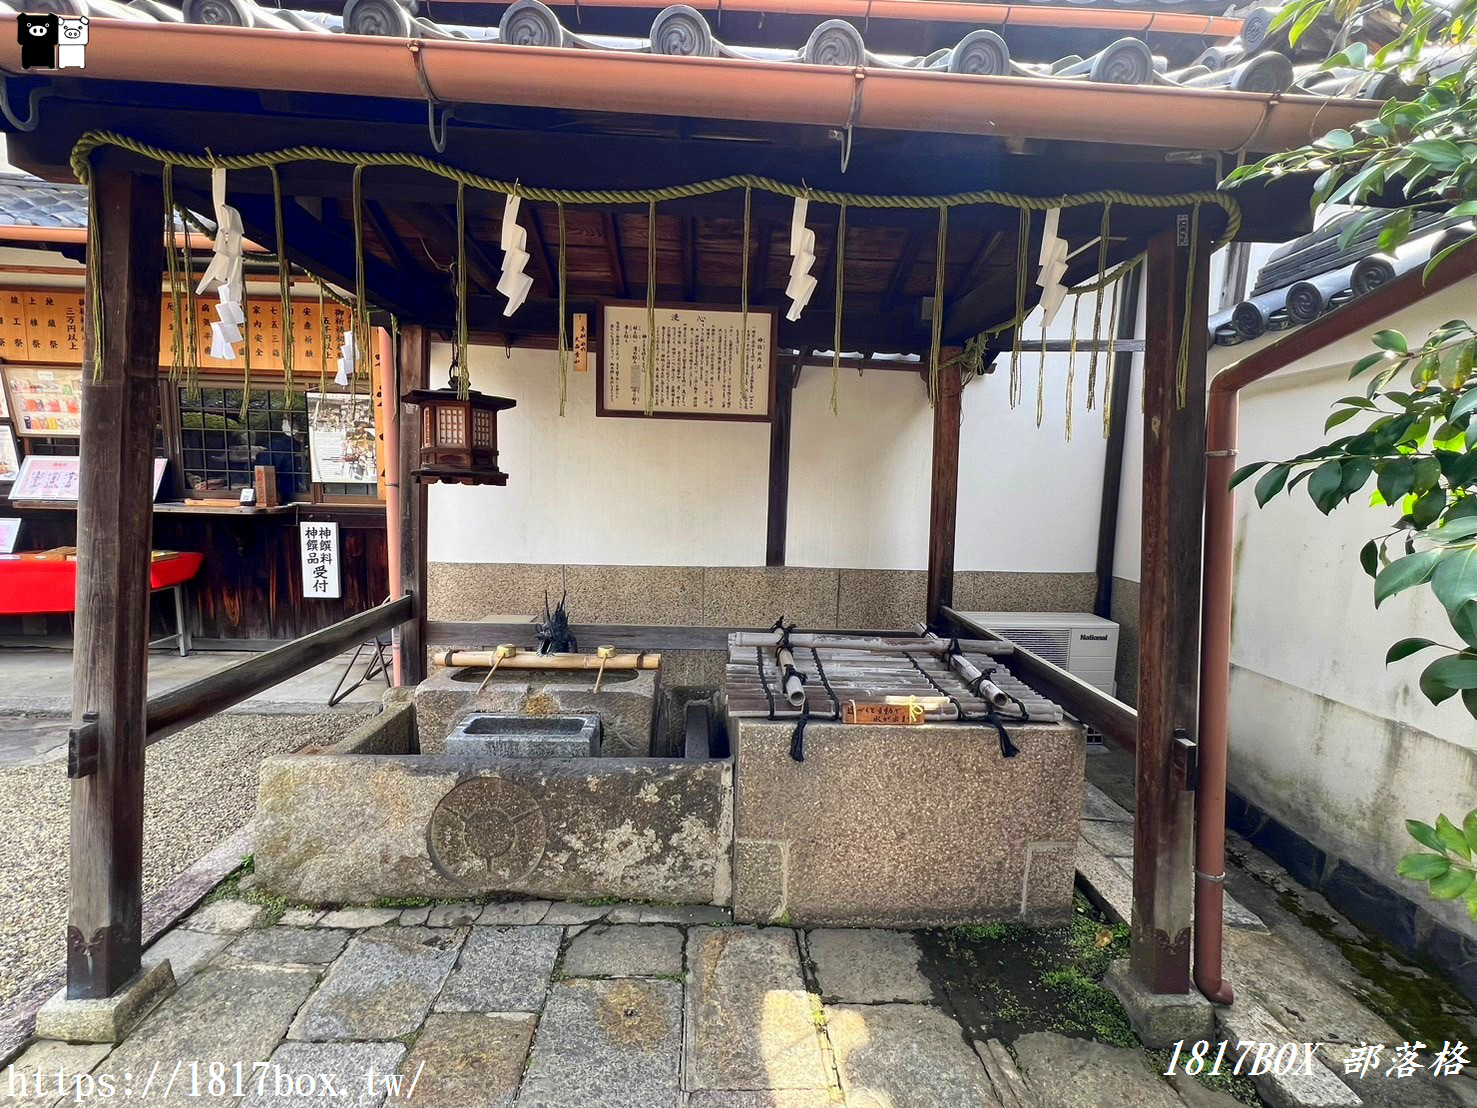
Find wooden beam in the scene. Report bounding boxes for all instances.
[1094,265,1142,618]
[397,325,431,684]
[524,206,558,299]
[68,169,163,1000]
[407,205,500,297]
[957,230,1005,298]
[363,200,417,277]
[750,222,772,305]
[1130,225,1210,995]
[883,229,923,312]
[603,212,628,299]
[766,363,797,566]
[926,352,963,627]
[683,216,698,302]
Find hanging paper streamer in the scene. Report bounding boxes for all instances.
[196,168,246,363]
[499,193,533,317]
[785,196,817,322]
[1035,208,1069,327]
[334,327,356,388]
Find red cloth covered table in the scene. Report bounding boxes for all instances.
[0,551,203,616]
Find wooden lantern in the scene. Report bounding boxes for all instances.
[404,386,516,485]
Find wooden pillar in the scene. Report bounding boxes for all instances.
[68,169,163,999]
[396,324,430,685]
[926,354,963,628]
[1130,224,1210,993]
[765,362,796,567]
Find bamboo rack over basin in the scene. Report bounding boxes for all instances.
[434,649,661,671]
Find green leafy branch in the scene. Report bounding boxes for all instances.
[1400,812,1477,920]
[1231,325,1477,714]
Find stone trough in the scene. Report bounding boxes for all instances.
[445,712,601,758]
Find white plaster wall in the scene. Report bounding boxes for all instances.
[426,342,771,566]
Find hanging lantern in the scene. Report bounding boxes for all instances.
[405,367,516,486]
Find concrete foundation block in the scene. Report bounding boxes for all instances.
[1102,959,1215,1048]
[254,753,731,906]
[730,719,1085,926]
[445,712,601,758]
[34,959,176,1044]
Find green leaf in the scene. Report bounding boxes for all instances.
[1375,548,1442,606]
[1452,600,1477,650]
[1254,464,1290,507]
[1230,461,1269,490]
[1430,867,1476,900]
[1398,852,1452,879]
[1289,0,1327,43]
[1309,459,1345,513]
[1409,138,1467,170]
[1431,518,1477,543]
[1380,210,1414,253]
[1341,457,1374,499]
[1439,814,1473,859]
[1409,819,1447,853]
[1421,654,1477,704]
[1414,488,1447,528]
[1415,456,1443,493]
[1452,386,1477,423]
[1462,809,1477,855]
[1350,352,1390,378]
[1374,329,1409,354]
[1317,127,1355,151]
[1378,457,1417,504]
[1326,407,1362,432]
[1465,687,1477,720]
[1361,538,1380,578]
[1387,637,1439,664]
[1432,546,1477,612]
[1423,230,1477,284]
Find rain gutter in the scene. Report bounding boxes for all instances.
[1196,238,1477,1005]
[1,20,1380,153]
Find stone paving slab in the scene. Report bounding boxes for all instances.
[806,930,931,1004]
[428,903,482,928]
[479,901,553,926]
[399,907,431,926]
[293,927,464,1041]
[826,1004,1000,1108]
[541,902,612,926]
[684,927,829,1093]
[181,899,268,934]
[101,964,319,1104]
[1012,1031,1187,1108]
[318,908,400,929]
[517,979,682,1108]
[562,925,685,979]
[140,928,233,986]
[435,926,561,1013]
[221,927,351,967]
[399,1012,537,1108]
[278,909,324,927]
[1218,1001,1360,1108]
[240,1040,406,1108]
[1082,782,1133,823]
[684,1094,834,1107]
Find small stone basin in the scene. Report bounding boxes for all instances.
[445,712,601,759]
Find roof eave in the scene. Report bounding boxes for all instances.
[2,19,1382,155]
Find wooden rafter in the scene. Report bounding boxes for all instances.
[602,212,628,299]
[363,200,417,277]
[882,228,923,312]
[524,205,558,299]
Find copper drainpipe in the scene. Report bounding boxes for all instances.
[378,326,405,685]
[1195,238,1477,1005]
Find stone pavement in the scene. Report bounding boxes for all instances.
[4,896,1245,1108]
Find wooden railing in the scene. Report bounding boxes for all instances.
[68,595,415,778]
[941,606,1137,751]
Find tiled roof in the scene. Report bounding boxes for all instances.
[0,0,1389,98]
[1209,210,1473,345]
[0,175,88,229]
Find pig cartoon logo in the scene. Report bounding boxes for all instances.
[16,12,58,70]
[56,15,86,68]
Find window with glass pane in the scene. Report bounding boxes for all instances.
[178,387,311,497]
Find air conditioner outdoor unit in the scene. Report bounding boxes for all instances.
[958,611,1119,697]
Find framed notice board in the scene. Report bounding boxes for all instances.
[3,365,82,437]
[597,301,776,422]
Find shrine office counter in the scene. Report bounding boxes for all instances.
[0,498,389,647]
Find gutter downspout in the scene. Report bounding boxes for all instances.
[1194,238,1477,1006]
[379,326,404,685]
